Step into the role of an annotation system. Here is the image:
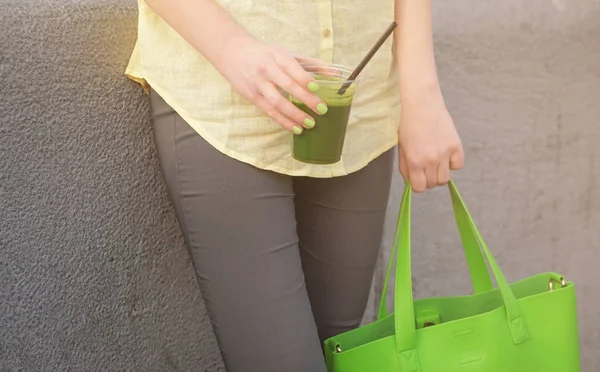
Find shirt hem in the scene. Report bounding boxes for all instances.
[127,71,398,178]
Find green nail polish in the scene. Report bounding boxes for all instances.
[304,118,315,128]
[317,102,328,115]
[293,126,303,135]
[307,82,319,92]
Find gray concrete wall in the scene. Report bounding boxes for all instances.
[1,0,598,371]
[0,1,224,371]
[369,3,600,371]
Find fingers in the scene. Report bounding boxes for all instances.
[408,166,428,193]
[258,82,319,131]
[293,55,341,77]
[424,162,438,190]
[293,55,327,67]
[436,161,450,186]
[399,147,433,193]
[253,94,303,134]
[409,164,447,192]
[450,148,465,170]
[251,50,328,131]
[405,155,453,192]
[276,53,320,94]
[406,152,438,192]
[266,66,325,116]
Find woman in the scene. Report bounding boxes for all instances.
[126,0,463,370]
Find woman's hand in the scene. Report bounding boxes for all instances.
[144,0,326,134]
[393,0,464,192]
[398,91,464,193]
[217,34,328,134]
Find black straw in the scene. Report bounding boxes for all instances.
[337,21,398,95]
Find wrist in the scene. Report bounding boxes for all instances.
[400,80,443,106]
[213,25,255,68]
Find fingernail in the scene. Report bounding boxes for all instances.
[307,82,319,93]
[293,126,303,135]
[317,102,328,115]
[303,118,315,128]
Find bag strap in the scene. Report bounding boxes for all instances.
[393,181,530,371]
[376,183,494,320]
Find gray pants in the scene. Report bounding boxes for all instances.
[150,89,394,372]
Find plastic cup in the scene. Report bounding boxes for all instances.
[291,64,359,165]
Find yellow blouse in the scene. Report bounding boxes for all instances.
[126,0,401,178]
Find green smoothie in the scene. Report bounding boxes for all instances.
[292,74,357,165]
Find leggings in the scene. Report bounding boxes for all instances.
[149,89,394,372]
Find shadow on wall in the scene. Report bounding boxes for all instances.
[1,0,599,371]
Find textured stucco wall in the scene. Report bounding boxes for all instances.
[0,1,224,371]
[1,0,599,371]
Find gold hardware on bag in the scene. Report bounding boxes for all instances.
[335,344,342,353]
[549,276,567,291]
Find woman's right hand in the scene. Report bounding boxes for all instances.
[216,34,328,134]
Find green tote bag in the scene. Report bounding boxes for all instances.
[323,181,580,372]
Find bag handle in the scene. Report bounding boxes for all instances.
[376,183,494,320]
[393,181,530,371]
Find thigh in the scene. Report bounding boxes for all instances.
[150,90,326,372]
[293,148,395,342]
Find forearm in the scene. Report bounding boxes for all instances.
[394,0,441,103]
[144,0,251,68]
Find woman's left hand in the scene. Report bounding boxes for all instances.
[397,90,464,193]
